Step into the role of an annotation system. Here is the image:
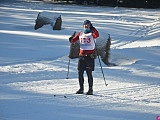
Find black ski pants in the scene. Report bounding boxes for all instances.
[78,56,95,88]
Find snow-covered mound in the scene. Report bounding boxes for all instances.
[34,12,62,30]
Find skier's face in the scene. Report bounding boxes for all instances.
[83,24,91,33]
[83,24,90,29]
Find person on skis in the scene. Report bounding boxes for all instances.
[69,20,99,95]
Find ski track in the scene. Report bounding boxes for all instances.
[110,10,160,49]
[1,56,159,115]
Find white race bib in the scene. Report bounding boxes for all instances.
[79,32,95,50]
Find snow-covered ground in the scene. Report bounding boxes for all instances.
[0,0,160,120]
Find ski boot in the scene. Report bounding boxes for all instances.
[76,87,84,94]
[86,87,93,95]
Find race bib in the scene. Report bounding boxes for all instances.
[79,32,95,50]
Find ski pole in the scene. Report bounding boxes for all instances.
[97,53,108,86]
[66,58,70,79]
[93,35,109,87]
[66,31,76,79]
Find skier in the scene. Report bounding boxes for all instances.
[69,20,99,95]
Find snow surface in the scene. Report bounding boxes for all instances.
[0,0,160,120]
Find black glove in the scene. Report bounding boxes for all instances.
[69,37,73,43]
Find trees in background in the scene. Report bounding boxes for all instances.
[68,0,160,8]
[117,0,160,8]
[35,0,160,8]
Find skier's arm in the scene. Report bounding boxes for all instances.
[92,28,99,39]
[70,32,81,44]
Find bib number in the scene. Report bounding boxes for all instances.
[80,37,91,44]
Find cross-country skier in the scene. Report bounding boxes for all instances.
[69,20,99,95]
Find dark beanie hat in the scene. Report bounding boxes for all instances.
[83,20,91,25]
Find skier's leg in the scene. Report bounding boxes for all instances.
[86,68,93,88]
[85,57,94,95]
[76,70,84,94]
[86,68,93,95]
[78,70,84,88]
[76,57,85,94]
